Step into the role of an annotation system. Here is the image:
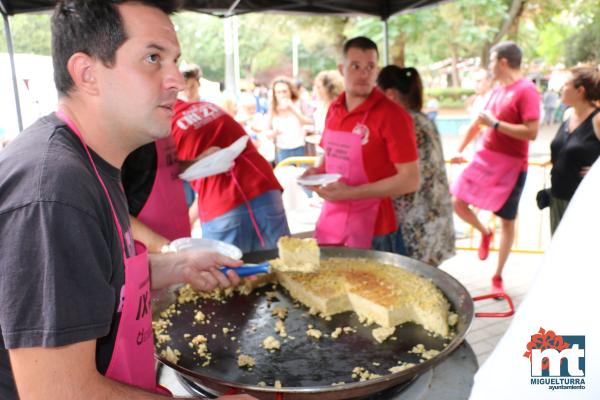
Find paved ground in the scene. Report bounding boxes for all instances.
[439,120,557,366]
[439,249,542,365]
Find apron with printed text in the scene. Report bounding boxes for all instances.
[138,136,191,241]
[57,111,168,394]
[315,113,380,249]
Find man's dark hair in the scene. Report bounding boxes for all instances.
[343,36,379,58]
[491,40,522,69]
[52,0,180,96]
[377,65,423,112]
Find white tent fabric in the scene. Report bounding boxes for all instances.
[470,158,600,399]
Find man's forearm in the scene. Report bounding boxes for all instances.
[88,375,171,399]
[149,252,184,291]
[10,342,171,400]
[457,122,483,153]
[495,119,539,141]
[130,216,170,253]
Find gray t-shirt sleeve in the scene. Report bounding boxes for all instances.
[0,200,117,349]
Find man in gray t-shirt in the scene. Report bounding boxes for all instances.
[0,114,131,397]
[0,1,250,399]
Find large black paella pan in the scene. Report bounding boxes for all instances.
[152,247,474,399]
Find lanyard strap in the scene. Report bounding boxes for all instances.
[55,110,127,256]
[227,155,266,248]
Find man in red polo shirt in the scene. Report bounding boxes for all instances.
[171,97,290,253]
[305,36,419,252]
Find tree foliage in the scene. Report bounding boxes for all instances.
[0,12,51,55]
[564,4,600,66]
[1,0,598,87]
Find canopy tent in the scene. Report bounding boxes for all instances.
[1,0,448,132]
[2,0,445,19]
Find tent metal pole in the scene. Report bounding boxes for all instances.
[382,19,389,66]
[2,11,23,132]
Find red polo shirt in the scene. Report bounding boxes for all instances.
[171,100,282,222]
[323,88,417,236]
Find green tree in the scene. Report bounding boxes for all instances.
[564,4,600,65]
[172,12,225,81]
[0,13,51,55]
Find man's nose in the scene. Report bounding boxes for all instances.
[359,67,370,77]
[166,64,185,92]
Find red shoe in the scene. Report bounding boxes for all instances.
[478,230,493,260]
[491,275,505,295]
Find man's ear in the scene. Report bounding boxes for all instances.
[66,52,99,96]
[337,63,344,77]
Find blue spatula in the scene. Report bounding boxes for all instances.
[219,262,271,277]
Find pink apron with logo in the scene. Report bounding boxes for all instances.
[57,111,168,394]
[138,136,191,241]
[315,114,380,249]
[451,148,523,212]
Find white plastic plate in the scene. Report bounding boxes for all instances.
[179,135,249,181]
[169,237,243,260]
[296,173,342,187]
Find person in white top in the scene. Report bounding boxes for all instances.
[312,70,345,135]
[455,69,494,159]
[266,76,312,164]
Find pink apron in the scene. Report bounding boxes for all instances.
[137,136,191,241]
[451,148,523,212]
[57,111,167,394]
[315,114,380,249]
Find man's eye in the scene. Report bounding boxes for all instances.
[146,54,159,64]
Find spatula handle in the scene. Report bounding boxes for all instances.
[219,262,270,277]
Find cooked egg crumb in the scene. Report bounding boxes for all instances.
[388,363,415,373]
[421,349,441,360]
[331,327,342,339]
[372,326,395,343]
[448,312,459,326]
[306,328,322,340]
[271,306,288,320]
[351,367,381,381]
[194,311,205,322]
[262,336,281,350]
[275,319,287,337]
[156,334,171,345]
[237,354,256,368]
[160,346,181,364]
